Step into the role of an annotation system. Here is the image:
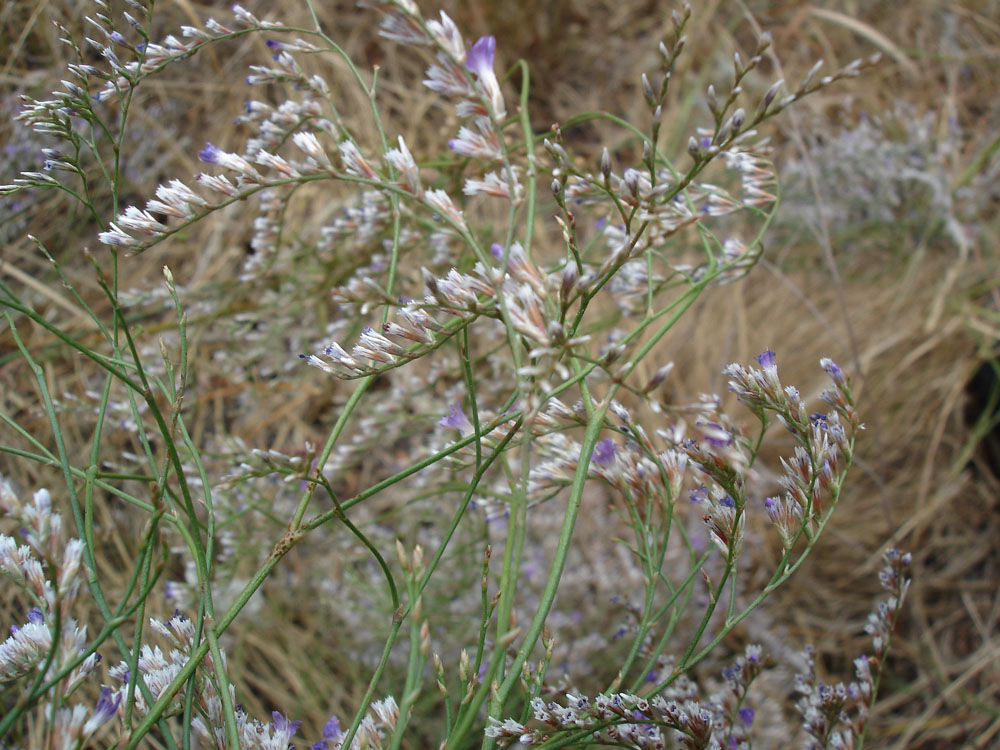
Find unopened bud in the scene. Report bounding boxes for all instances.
[643,362,674,393]
[420,621,431,654]
[641,73,655,106]
[603,343,625,365]
[543,138,568,165]
[762,78,784,109]
[547,320,564,343]
[600,147,612,182]
[799,60,824,91]
[624,168,640,197]
[459,649,469,682]
[422,267,438,295]
[560,263,578,302]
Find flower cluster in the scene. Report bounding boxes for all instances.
[724,351,858,549]
[363,2,518,204]
[794,549,912,749]
[487,644,764,750]
[0,477,117,746]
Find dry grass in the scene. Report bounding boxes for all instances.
[2,0,999,747]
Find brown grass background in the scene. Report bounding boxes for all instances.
[2,0,999,747]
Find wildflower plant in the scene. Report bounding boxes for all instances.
[0,0,894,748]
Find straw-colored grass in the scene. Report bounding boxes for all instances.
[2,0,998,747]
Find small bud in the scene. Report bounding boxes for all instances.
[706,84,718,115]
[560,263,578,303]
[422,267,439,295]
[687,136,701,158]
[603,343,625,365]
[420,621,431,654]
[600,147,612,182]
[762,78,784,108]
[756,31,772,53]
[499,627,521,648]
[799,60,824,91]
[550,178,562,197]
[459,649,470,682]
[543,138,568,165]
[733,51,743,74]
[643,362,674,393]
[642,140,652,164]
[623,168,641,198]
[547,320,564,344]
[641,73,656,106]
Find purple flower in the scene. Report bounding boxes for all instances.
[323,715,341,741]
[465,36,496,76]
[490,242,504,260]
[738,706,755,726]
[755,348,776,371]
[92,687,122,726]
[439,402,473,433]
[689,484,708,504]
[110,31,127,46]
[27,608,43,624]
[271,711,301,736]
[591,437,616,467]
[198,142,221,164]
[820,357,846,385]
[265,39,282,49]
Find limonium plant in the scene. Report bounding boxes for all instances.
[0,1,904,749]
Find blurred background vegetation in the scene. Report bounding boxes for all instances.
[1,0,998,747]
